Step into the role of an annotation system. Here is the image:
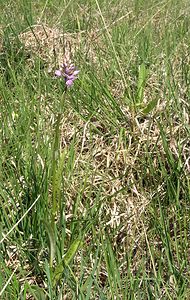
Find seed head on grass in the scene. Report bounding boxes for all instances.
[55,62,80,88]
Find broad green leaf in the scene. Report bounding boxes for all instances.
[137,63,148,104]
[44,221,56,267]
[26,284,46,300]
[53,239,81,285]
[52,150,66,215]
[142,98,158,114]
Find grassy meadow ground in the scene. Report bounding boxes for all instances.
[0,0,190,299]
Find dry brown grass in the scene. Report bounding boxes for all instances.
[17,24,105,73]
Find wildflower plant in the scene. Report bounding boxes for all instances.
[47,60,80,271]
[52,60,79,218]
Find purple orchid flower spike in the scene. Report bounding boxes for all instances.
[55,62,80,88]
